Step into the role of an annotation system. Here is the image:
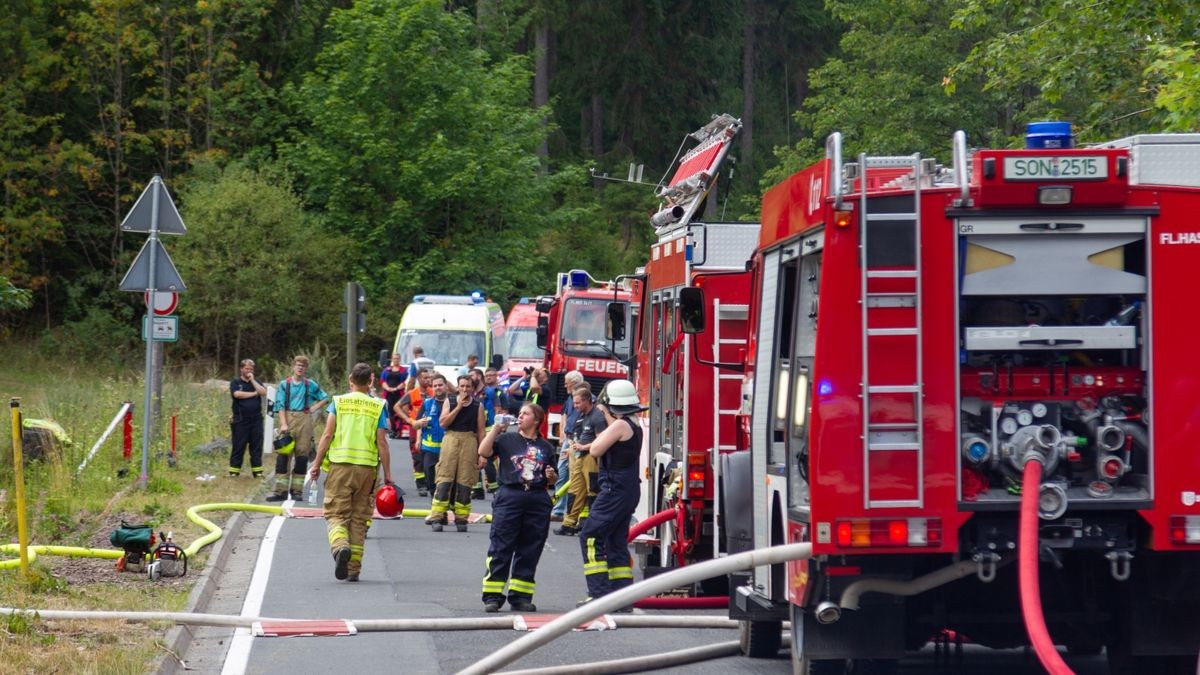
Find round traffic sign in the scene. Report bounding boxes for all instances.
[144,291,179,316]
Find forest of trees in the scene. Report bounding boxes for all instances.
[2,0,1198,368]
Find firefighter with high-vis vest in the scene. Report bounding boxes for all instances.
[578,379,643,607]
[309,363,393,582]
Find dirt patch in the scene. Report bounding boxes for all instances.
[45,512,193,589]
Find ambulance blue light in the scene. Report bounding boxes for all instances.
[568,270,589,289]
[470,290,484,303]
[1025,121,1073,149]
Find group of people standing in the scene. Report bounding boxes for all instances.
[225,351,643,611]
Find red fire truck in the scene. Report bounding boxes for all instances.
[534,270,633,441]
[631,114,760,587]
[681,124,1200,672]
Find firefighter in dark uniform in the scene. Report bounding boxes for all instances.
[229,359,267,477]
[578,379,644,604]
[309,363,393,582]
[477,403,558,613]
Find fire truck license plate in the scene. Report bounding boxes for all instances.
[1003,155,1108,181]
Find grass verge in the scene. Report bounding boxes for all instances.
[0,341,290,673]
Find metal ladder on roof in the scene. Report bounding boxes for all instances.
[859,152,924,509]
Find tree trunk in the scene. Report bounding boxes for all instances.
[740,0,756,170]
[533,20,550,161]
[160,0,173,179]
[591,92,603,159]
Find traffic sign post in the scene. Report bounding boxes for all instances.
[120,175,187,489]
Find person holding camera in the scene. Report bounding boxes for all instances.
[506,366,551,415]
[433,375,486,532]
[477,403,557,613]
[229,359,267,478]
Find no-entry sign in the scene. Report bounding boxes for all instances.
[144,290,179,316]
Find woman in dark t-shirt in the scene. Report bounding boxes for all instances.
[476,404,558,613]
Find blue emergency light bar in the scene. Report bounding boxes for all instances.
[568,270,590,289]
[1025,121,1073,149]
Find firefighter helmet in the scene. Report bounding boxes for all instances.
[375,483,404,518]
[600,379,645,416]
[273,432,295,455]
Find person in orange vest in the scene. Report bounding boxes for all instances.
[395,367,434,496]
[309,363,393,582]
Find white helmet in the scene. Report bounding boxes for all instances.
[601,379,644,415]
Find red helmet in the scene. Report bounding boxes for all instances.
[375,484,404,518]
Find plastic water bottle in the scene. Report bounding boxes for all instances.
[306,478,319,505]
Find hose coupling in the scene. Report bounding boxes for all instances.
[814,600,842,625]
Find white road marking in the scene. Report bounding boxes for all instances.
[222,513,285,675]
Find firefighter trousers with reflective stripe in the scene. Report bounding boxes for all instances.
[482,486,551,602]
[323,463,377,577]
[432,431,478,519]
[563,451,599,528]
[579,469,640,599]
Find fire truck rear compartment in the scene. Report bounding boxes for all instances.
[956,214,1151,512]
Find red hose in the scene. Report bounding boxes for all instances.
[633,595,728,609]
[628,507,677,542]
[1018,460,1074,675]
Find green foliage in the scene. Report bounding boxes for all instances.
[949,0,1200,141]
[146,476,182,496]
[282,0,562,314]
[173,161,349,367]
[767,0,1005,189]
[1,277,33,313]
[1147,41,1200,131]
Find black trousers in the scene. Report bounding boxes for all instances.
[482,486,552,602]
[229,416,263,472]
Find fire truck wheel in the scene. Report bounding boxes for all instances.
[739,618,782,659]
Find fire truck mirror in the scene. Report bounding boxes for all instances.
[490,354,504,370]
[536,315,549,349]
[678,287,706,334]
[606,302,626,342]
[535,297,553,314]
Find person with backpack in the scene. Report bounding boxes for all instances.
[268,355,330,501]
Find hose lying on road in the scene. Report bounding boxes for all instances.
[500,640,741,675]
[0,503,487,570]
[458,542,814,675]
[0,608,738,632]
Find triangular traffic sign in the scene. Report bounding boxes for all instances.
[119,238,188,292]
[120,176,187,235]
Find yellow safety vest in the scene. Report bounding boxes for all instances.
[328,392,385,467]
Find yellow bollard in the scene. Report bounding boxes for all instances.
[9,398,31,578]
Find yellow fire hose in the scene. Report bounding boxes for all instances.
[0,504,490,570]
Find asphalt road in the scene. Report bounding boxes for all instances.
[181,437,1109,674]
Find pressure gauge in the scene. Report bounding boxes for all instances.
[1001,417,1018,435]
[1017,410,1034,426]
[1031,403,1048,418]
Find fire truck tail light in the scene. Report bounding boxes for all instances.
[1170,516,1200,544]
[834,518,941,548]
[1038,186,1072,205]
[833,209,853,228]
[686,453,707,496]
